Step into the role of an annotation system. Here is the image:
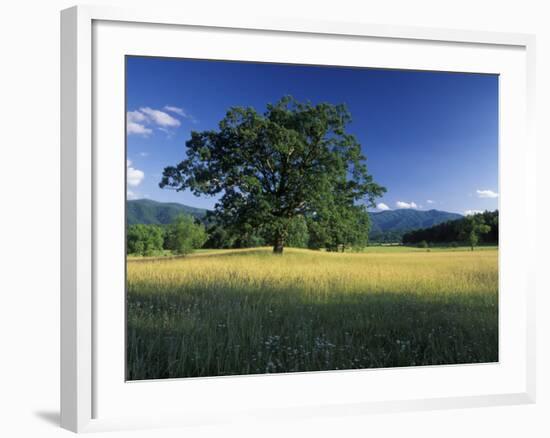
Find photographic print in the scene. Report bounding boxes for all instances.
[125,57,498,381]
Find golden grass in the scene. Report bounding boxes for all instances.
[128,247,497,296]
[127,247,498,380]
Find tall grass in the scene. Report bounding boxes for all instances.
[127,247,498,380]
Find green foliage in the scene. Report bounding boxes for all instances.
[402,210,498,247]
[204,223,236,249]
[233,225,266,248]
[127,199,467,247]
[417,240,429,249]
[308,205,370,251]
[127,224,164,256]
[286,215,310,248]
[461,215,492,251]
[164,214,207,255]
[160,96,385,253]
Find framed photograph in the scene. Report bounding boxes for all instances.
[61,5,536,433]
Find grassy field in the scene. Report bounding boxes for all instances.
[127,247,498,380]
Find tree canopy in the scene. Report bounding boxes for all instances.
[160,96,385,253]
[460,214,492,251]
[127,224,164,256]
[164,214,207,255]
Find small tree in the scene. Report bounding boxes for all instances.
[307,205,369,252]
[127,224,164,256]
[461,214,491,251]
[165,214,207,255]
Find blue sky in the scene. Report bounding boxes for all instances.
[126,56,498,215]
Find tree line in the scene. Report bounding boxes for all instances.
[127,209,499,256]
[127,215,206,256]
[203,207,370,251]
[402,210,498,250]
[127,210,371,256]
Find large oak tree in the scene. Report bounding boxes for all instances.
[160,96,385,253]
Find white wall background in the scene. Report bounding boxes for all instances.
[0,1,547,436]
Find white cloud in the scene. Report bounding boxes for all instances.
[426,199,435,204]
[476,189,498,199]
[377,202,390,211]
[464,209,483,216]
[127,190,149,200]
[396,201,418,209]
[127,111,152,136]
[164,105,187,117]
[127,122,153,136]
[139,107,180,127]
[164,105,198,123]
[139,152,149,157]
[127,110,147,123]
[126,106,182,136]
[127,160,144,187]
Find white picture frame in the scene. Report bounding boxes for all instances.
[60,4,536,433]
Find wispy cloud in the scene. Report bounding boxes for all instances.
[127,122,153,136]
[396,201,418,209]
[377,202,390,211]
[126,106,184,136]
[127,111,153,136]
[127,190,149,200]
[164,105,198,123]
[127,159,144,187]
[139,152,149,157]
[164,106,187,117]
[464,209,483,216]
[139,107,180,127]
[426,199,435,204]
[476,189,498,199]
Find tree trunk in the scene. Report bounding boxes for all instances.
[273,235,284,254]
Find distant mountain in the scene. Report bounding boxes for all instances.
[127,199,463,242]
[369,209,463,241]
[127,199,208,225]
